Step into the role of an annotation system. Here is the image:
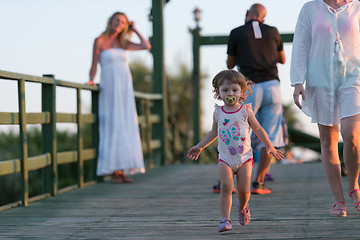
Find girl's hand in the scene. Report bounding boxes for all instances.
[293,84,305,109]
[187,145,202,161]
[266,147,284,161]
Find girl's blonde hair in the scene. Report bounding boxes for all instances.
[103,12,133,48]
[212,69,253,103]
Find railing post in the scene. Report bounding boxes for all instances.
[41,74,57,196]
[151,0,170,165]
[145,99,153,168]
[140,99,153,169]
[77,88,84,187]
[18,78,29,206]
[91,90,100,181]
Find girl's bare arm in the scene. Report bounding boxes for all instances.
[187,113,218,160]
[247,105,284,160]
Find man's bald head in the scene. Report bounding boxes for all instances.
[246,4,267,22]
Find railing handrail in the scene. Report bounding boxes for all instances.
[134,91,162,100]
[0,70,164,101]
[0,69,163,212]
[0,70,98,90]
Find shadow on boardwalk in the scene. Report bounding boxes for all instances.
[0,162,358,239]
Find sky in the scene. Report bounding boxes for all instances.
[0,0,319,137]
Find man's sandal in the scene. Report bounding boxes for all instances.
[349,189,360,212]
[330,201,347,217]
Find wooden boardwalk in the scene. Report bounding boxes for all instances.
[1,162,359,239]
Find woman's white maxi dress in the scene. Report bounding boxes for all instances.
[96,48,145,176]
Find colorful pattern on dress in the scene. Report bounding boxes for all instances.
[219,121,240,145]
[219,121,245,155]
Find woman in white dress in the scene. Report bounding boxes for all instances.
[87,12,151,183]
[291,0,360,216]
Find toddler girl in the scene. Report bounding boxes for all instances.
[187,69,283,232]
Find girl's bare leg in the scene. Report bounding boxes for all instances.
[218,162,234,219]
[236,161,253,209]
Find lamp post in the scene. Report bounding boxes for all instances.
[194,8,201,28]
[190,7,202,146]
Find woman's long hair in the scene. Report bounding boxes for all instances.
[102,12,133,48]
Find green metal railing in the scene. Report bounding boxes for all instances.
[0,69,162,212]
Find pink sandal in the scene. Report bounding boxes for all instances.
[349,189,360,212]
[238,203,250,225]
[218,218,232,232]
[330,201,347,217]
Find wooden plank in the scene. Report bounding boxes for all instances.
[0,70,53,84]
[28,193,50,203]
[134,91,162,100]
[82,149,96,161]
[138,114,161,126]
[18,79,29,206]
[0,112,18,124]
[27,112,51,124]
[142,139,161,153]
[0,201,21,212]
[81,113,96,124]
[57,184,78,194]
[56,113,77,123]
[56,113,96,124]
[0,70,99,91]
[2,163,360,239]
[55,79,99,91]
[57,151,77,165]
[0,159,21,176]
[28,153,51,171]
[76,88,84,188]
[150,139,161,150]
[0,112,50,125]
[83,180,97,187]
